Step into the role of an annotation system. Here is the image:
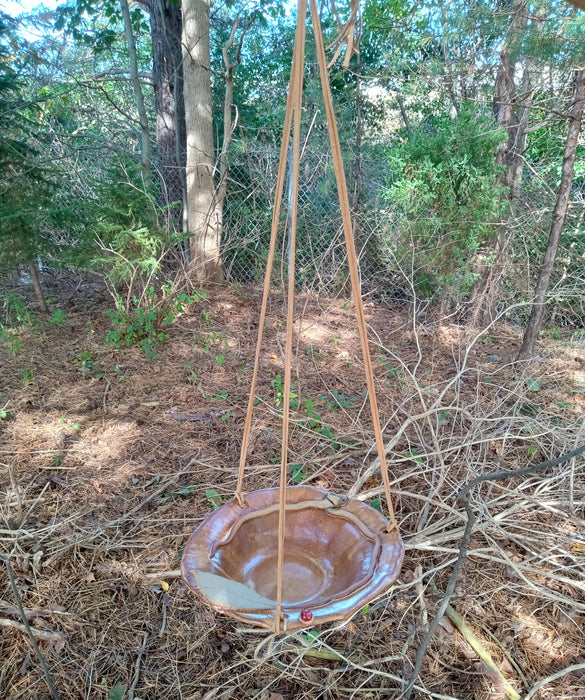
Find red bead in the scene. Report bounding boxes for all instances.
[300,608,313,623]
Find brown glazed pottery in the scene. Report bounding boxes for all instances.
[181,485,404,630]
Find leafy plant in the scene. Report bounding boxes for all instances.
[0,393,10,419]
[3,293,35,327]
[306,344,322,360]
[205,391,229,401]
[289,464,307,483]
[271,374,298,408]
[385,104,506,300]
[192,328,227,353]
[1,330,21,356]
[105,286,205,359]
[526,378,541,392]
[75,157,186,302]
[157,483,199,506]
[22,366,35,385]
[49,308,67,326]
[183,361,200,383]
[108,682,126,700]
[76,350,95,373]
[205,489,222,508]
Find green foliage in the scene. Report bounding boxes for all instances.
[108,682,126,700]
[385,105,507,299]
[0,293,36,356]
[2,293,35,327]
[22,365,35,385]
[289,464,307,483]
[105,286,205,359]
[50,308,67,326]
[271,373,298,408]
[76,157,183,294]
[205,489,222,509]
[76,350,96,373]
[56,0,150,56]
[0,13,66,274]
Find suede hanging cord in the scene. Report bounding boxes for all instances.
[311,0,397,531]
[234,0,398,633]
[234,5,303,507]
[232,0,307,634]
[274,0,307,634]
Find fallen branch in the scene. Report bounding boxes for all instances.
[142,569,181,580]
[0,617,66,644]
[128,631,148,700]
[403,442,585,699]
[444,604,521,700]
[0,554,62,700]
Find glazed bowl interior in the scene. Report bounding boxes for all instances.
[213,508,376,606]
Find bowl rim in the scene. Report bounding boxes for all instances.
[181,485,404,630]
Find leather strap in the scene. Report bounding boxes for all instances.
[310,0,397,532]
[233,1,398,634]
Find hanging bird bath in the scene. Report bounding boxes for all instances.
[181,486,404,631]
[181,0,404,632]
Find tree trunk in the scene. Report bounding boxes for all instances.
[396,92,412,139]
[441,5,458,117]
[27,259,48,314]
[150,0,186,231]
[468,0,528,326]
[119,0,151,179]
[216,15,256,232]
[352,50,365,274]
[182,0,223,284]
[516,68,585,363]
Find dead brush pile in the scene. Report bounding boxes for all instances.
[0,282,584,699]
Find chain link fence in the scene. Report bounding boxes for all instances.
[219,144,585,328]
[23,127,585,329]
[220,145,405,300]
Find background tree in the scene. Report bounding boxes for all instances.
[517,67,585,361]
[0,11,66,312]
[149,0,185,230]
[182,0,223,283]
[119,0,151,178]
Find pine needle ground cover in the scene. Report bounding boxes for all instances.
[1,277,584,700]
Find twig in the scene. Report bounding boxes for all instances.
[5,462,23,526]
[402,442,585,699]
[524,662,585,700]
[102,375,111,414]
[298,646,363,663]
[128,631,148,700]
[415,564,427,627]
[0,618,66,644]
[0,554,61,700]
[443,604,521,700]
[142,569,181,580]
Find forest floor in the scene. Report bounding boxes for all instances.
[1,273,585,700]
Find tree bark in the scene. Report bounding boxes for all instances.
[182,0,223,284]
[516,68,585,363]
[27,259,48,314]
[119,0,152,179]
[396,92,413,139]
[216,14,256,230]
[150,0,186,231]
[468,0,528,326]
